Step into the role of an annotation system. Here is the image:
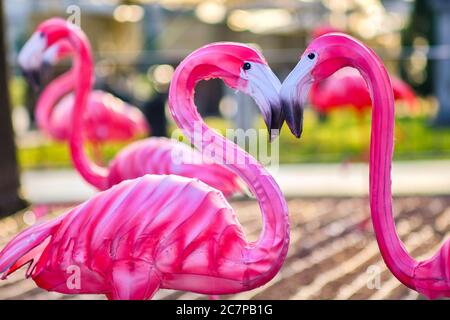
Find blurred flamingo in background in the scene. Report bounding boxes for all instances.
[309,67,418,119]
[28,40,150,161]
[280,33,450,299]
[0,19,288,300]
[19,19,243,198]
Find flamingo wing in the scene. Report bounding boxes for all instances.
[84,91,149,142]
[0,175,246,298]
[50,90,150,142]
[0,215,64,279]
[108,138,242,197]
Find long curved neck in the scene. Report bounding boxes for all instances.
[347,43,418,287]
[35,69,74,135]
[354,43,450,298]
[66,30,109,190]
[169,53,289,286]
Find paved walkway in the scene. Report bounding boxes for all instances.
[268,160,450,198]
[21,160,450,204]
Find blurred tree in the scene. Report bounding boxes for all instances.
[143,92,167,137]
[0,1,28,217]
[140,5,167,137]
[429,0,450,126]
[400,0,435,95]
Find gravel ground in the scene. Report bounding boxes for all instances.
[0,196,448,300]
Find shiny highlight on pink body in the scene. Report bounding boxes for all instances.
[0,19,288,300]
[0,175,262,298]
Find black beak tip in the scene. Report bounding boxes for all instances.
[285,121,302,139]
[266,104,285,143]
[281,98,304,139]
[21,69,41,92]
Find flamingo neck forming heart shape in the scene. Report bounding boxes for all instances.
[280,32,450,299]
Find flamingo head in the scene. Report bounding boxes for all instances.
[187,43,283,140]
[42,40,73,68]
[18,18,77,89]
[38,40,74,81]
[280,33,357,138]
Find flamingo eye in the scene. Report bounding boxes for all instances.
[307,53,316,60]
[243,62,251,71]
[39,32,45,39]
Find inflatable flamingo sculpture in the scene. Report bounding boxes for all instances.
[0,22,288,300]
[19,19,244,198]
[22,40,150,146]
[279,33,450,299]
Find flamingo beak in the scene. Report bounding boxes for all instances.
[280,58,315,138]
[21,69,42,91]
[18,32,47,91]
[244,63,284,142]
[38,61,55,85]
[39,43,60,81]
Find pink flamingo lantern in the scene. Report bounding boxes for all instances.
[280,33,450,298]
[0,20,288,300]
[25,40,150,145]
[18,19,245,198]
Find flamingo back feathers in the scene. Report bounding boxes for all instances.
[49,90,149,142]
[0,175,246,295]
[108,137,242,197]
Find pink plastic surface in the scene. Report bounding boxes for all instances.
[0,175,273,299]
[286,33,450,298]
[0,19,289,300]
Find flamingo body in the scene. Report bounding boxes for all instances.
[107,137,241,197]
[47,90,149,142]
[0,175,250,299]
[310,67,417,115]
